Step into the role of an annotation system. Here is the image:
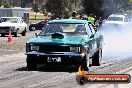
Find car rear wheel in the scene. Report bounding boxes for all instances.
[81,53,90,71]
[92,49,102,66]
[21,29,26,36]
[14,30,18,37]
[31,26,36,31]
[26,55,37,69]
[1,34,5,37]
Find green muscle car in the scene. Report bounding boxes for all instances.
[25,19,103,71]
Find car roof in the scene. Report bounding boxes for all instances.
[0,17,21,19]
[109,14,125,18]
[49,19,88,24]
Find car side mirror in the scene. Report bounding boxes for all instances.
[90,34,94,38]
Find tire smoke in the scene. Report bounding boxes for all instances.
[101,23,132,60]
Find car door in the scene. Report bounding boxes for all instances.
[89,22,103,50]
[17,18,24,33]
[88,22,98,53]
[20,18,27,31]
[85,23,94,56]
[38,21,45,29]
[16,18,23,33]
[40,21,45,29]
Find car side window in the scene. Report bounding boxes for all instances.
[74,25,87,34]
[85,24,93,37]
[41,21,45,24]
[88,23,95,34]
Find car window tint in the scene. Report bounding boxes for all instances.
[41,21,45,24]
[74,25,87,34]
[85,24,92,37]
[42,23,87,35]
[0,18,18,23]
[88,23,95,34]
[42,24,62,33]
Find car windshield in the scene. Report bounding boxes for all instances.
[0,18,18,23]
[40,23,87,35]
[107,17,123,21]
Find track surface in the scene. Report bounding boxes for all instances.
[0,52,132,88]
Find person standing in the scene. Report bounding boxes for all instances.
[98,17,103,28]
[87,14,95,24]
[44,18,48,25]
[69,11,77,19]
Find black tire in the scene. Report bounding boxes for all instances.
[92,49,102,66]
[81,53,90,71]
[21,29,26,36]
[14,30,18,37]
[30,26,36,31]
[26,55,37,69]
[1,34,5,37]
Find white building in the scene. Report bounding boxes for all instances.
[0,7,30,23]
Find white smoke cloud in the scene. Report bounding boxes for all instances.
[101,23,132,60]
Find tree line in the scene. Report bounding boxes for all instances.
[1,0,132,19]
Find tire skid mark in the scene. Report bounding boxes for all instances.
[94,59,132,74]
[24,59,123,88]
[89,56,130,73]
[0,52,26,63]
[0,71,33,83]
[25,73,76,88]
[0,60,26,72]
[53,58,132,88]
[1,55,132,88]
[89,60,118,73]
[0,58,25,66]
[19,59,122,88]
[0,72,69,88]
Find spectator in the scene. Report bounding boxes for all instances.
[87,14,95,24]
[44,18,48,24]
[69,11,77,19]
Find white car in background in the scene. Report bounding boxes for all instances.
[0,17,27,37]
[101,14,130,32]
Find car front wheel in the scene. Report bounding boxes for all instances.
[1,34,5,37]
[21,29,26,36]
[81,53,90,71]
[26,55,37,69]
[31,26,36,31]
[14,30,18,37]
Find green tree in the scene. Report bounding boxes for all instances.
[0,0,2,7]
[45,0,77,19]
[3,0,10,8]
[83,0,103,18]
[82,0,132,19]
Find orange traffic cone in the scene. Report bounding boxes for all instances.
[7,30,13,42]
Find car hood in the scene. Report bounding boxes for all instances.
[27,33,89,45]
[0,22,19,27]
